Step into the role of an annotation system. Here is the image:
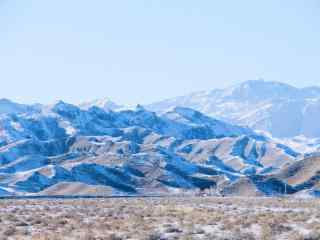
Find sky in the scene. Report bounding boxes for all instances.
[0,0,320,105]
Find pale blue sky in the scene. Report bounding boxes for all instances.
[0,0,319,105]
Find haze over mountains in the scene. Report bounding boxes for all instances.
[1,80,320,197]
[148,80,320,139]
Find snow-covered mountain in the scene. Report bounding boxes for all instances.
[0,99,308,196]
[79,97,123,111]
[148,80,320,138]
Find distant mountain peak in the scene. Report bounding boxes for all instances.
[148,80,320,138]
[223,79,298,101]
[52,101,80,114]
[79,97,122,111]
[53,100,75,108]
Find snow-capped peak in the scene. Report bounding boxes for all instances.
[148,80,320,138]
[79,97,122,111]
[52,101,80,114]
[223,79,298,101]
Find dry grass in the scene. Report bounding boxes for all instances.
[0,197,320,239]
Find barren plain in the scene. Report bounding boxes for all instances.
[1,197,320,240]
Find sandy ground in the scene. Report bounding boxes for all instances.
[0,197,320,240]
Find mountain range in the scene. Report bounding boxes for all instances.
[148,80,320,139]
[1,80,320,197]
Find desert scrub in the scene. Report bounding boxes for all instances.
[0,197,320,239]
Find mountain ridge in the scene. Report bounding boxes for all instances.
[0,99,306,197]
[1,80,320,197]
[147,80,320,138]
